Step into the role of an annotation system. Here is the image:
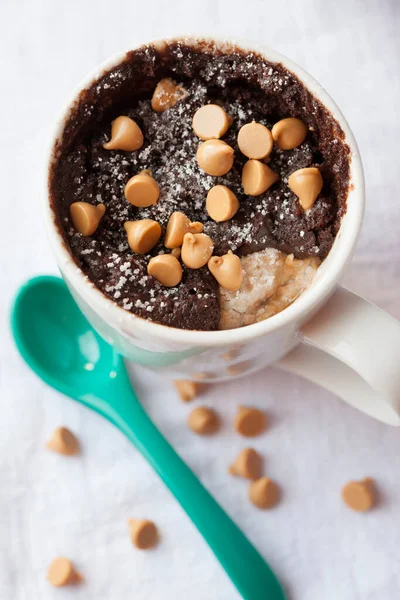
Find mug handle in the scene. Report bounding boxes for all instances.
[276,286,400,425]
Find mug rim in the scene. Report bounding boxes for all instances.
[44,35,365,347]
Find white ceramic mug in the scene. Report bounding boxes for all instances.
[44,36,400,426]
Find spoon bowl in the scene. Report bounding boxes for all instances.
[12,276,120,400]
[11,275,286,600]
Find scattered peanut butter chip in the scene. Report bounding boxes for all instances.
[242,160,279,196]
[124,171,160,207]
[288,167,323,211]
[46,427,80,456]
[237,122,273,159]
[342,478,376,512]
[208,251,243,291]
[103,115,144,151]
[192,104,231,140]
[271,117,308,150]
[171,247,181,259]
[164,211,203,249]
[70,202,106,236]
[129,519,159,549]
[206,185,239,222]
[147,254,182,287]
[234,406,266,437]
[124,219,161,254]
[196,139,234,176]
[181,233,214,269]
[249,477,280,509]
[47,557,82,587]
[151,78,186,112]
[174,380,200,402]
[188,406,220,435]
[229,448,262,480]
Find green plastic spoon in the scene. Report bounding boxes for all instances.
[11,275,285,600]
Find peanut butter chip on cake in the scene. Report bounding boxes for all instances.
[237,122,273,159]
[47,558,82,587]
[234,406,266,437]
[242,160,279,196]
[174,380,200,402]
[147,254,182,287]
[188,407,220,435]
[124,171,160,207]
[192,104,231,140]
[208,251,243,291]
[229,448,262,480]
[196,139,234,176]
[164,211,203,248]
[46,427,80,455]
[288,167,323,211]
[341,478,376,512]
[249,477,281,509]
[129,519,159,549]
[206,185,239,222]
[151,78,186,112]
[271,117,308,150]
[103,116,144,151]
[181,233,214,269]
[124,219,161,254]
[70,202,106,236]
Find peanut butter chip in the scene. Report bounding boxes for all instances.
[171,247,181,259]
[124,219,161,254]
[208,251,243,291]
[151,78,186,112]
[271,117,308,150]
[174,380,200,402]
[103,116,144,151]
[129,519,159,549]
[181,233,214,269]
[249,477,280,509]
[288,167,323,211]
[192,104,231,140]
[342,478,376,512]
[206,185,239,222]
[47,558,82,587]
[70,202,106,236]
[188,407,220,435]
[196,139,234,176]
[234,406,266,437]
[124,172,160,207]
[229,448,262,480]
[237,122,273,159]
[242,160,279,196]
[147,254,182,287]
[164,211,204,248]
[47,427,80,455]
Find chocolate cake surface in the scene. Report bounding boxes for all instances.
[50,40,351,330]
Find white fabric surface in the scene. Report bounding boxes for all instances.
[1,1,400,598]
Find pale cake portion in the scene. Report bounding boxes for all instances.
[219,248,320,329]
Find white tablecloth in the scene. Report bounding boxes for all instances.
[1,1,400,598]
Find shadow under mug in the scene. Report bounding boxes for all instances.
[44,36,400,426]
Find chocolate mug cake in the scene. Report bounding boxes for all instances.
[50,40,351,331]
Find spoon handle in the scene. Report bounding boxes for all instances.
[99,368,285,600]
